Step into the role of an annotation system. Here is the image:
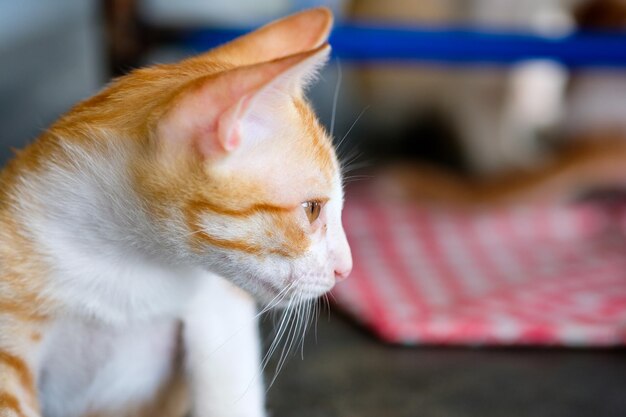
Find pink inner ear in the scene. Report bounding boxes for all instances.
[217,96,250,153]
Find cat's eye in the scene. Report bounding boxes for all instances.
[301,201,322,224]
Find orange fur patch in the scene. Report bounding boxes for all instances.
[0,351,35,396]
[185,199,308,258]
[0,392,24,416]
[0,300,48,322]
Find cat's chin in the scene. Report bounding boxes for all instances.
[256,278,336,309]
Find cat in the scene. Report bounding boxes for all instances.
[0,7,352,417]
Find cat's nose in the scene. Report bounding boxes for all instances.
[332,232,352,282]
[334,266,352,281]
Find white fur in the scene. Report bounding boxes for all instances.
[40,317,182,417]
[17,141,201,324]
[184,275,265,417]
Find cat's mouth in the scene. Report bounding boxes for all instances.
[254,272,334,307]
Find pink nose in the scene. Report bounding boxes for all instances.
[332,228,352,281]
[334,268,351,281]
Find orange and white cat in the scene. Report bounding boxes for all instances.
[0,8,351,417]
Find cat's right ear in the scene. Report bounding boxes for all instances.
[157,45,329,161]
[187,7,333,66]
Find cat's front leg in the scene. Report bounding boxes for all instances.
[184,273,266,417]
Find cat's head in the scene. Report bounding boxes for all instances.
[129,8,352,305]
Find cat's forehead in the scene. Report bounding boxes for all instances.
[203,98,338,208]
[258,97,337,202]
[291,98,335,178]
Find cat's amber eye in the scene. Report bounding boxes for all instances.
[302,201,322,224]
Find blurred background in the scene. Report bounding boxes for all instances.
[2,0,626,416]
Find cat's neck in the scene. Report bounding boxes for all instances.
[1,134,200,324]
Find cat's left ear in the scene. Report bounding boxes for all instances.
[158,44,330,159]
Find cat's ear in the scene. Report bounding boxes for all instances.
[190,7,333,66]
[158,44,330,159]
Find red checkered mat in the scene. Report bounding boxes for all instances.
[332,196,626,346]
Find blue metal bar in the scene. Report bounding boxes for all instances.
[181,23,626,68]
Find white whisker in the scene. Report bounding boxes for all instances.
[204,281,294,360]
[336,106,369,157]
[314,297,321,344]
[270,292,304,387]
[330,59,342,140]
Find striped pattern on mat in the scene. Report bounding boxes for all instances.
[332,197,626,346]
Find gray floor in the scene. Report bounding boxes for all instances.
[264,311,626,417]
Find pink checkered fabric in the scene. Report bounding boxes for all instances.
[332,195,626,346]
